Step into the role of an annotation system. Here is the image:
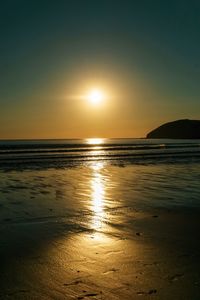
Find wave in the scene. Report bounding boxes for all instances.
[0,139,200,169]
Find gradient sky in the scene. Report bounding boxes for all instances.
[1,0,200,139]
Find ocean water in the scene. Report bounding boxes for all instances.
[0,138,200,218]
[0,138,200,169]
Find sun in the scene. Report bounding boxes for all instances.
[87,89,104,105]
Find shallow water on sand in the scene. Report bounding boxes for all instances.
[0,139,200,299]
[0,162,200,229]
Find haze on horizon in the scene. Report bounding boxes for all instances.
[0,0,200,139]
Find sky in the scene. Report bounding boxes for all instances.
[0,0,200,139]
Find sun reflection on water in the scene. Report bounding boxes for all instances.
[86,138,104,145]
[91,172,104,214]
[90,161,106,230]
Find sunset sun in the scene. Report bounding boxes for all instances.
[87,89,104,105]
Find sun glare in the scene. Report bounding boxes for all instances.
[86,138,104,145]
[87,89,104,105]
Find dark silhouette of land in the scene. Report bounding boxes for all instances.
[146,119,200,139]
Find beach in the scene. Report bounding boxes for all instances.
[2,0,200,298]
[0,206,200,299]
[0,139,200,299]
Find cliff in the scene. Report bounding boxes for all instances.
[146,119,200,139]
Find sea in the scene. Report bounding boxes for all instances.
[1,138,200,169]
[0,138,200,212]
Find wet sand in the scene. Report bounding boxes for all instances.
[0,165,200,299]
[0,209,200,299]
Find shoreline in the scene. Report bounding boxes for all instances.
[0,159,199,299]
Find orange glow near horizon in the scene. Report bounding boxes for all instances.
[0,75,158,139]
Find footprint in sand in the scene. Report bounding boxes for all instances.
[168,273,184,282]
[136,232,142,236]
[3,218,12,222]
[103,268,119,275]
[78,293,99,299]
[137,289,157,296]
[63,280,82,286]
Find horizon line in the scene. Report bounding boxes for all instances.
[0,137,145,141]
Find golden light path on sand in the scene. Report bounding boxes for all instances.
[90,161,106,231]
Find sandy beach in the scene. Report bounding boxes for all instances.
[0,207,200,299]
[0,162,200,299]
